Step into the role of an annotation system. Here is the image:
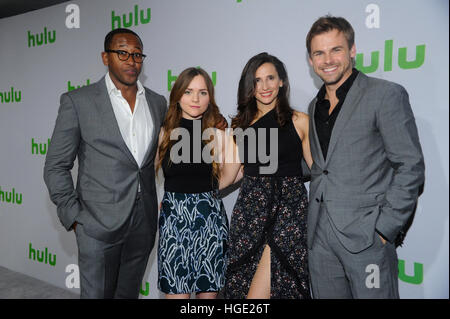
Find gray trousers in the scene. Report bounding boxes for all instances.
[75,195,155,299]
[308,204,399,299]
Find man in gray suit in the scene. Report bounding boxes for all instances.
[305,16,425,298]
[44,28,167,298]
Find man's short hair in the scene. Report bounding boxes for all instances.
[104,28,143,51]
[306,15,355,56]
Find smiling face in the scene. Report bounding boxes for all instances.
[178,75,210,119]
[102,33,143,89]
[254,62,283,110]
[308,29,356,90]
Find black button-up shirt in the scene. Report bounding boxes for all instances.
[314,68,359,159]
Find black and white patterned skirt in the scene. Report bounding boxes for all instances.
[158,191,229,294]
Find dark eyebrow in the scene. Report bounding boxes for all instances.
[255,75,275,79]
[118,44,143,51]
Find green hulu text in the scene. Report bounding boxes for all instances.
[168,69,217,91]
[28,27,56,47]
[32,138,51,155]
[111,5,151,30]
[0,186,22,205]
[356,39,425,73]
[140,282,149,296]
[0,87,21,103]
[29,243,56,266]
[68,79,90,92]
[398,259,424,285]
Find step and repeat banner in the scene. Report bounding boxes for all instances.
[0,0,448,298]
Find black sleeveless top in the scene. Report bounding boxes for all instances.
[240,108,303,177]
[162,118,217,193]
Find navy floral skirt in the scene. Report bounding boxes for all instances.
[224,175,310,299]
[158,191,229,294]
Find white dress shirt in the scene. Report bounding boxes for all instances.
[105,72,153,168]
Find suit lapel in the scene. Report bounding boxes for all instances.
[309,99,326,167]
[94,77,138,167]
[325,72,366,164]
[141,89,161,166]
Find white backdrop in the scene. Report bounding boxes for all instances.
[0,0,448,299]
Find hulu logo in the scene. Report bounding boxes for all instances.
[140,282,149,296]
[398,259,423,285]
[0,87,21,104]
[32,138,50,155]
[111,5,151,30]
[29,243,56,267]
[168,69,217,91]
[68,79,90,92]
[0,186,23,205]
[27,27,56,48]
[356,39,425,74]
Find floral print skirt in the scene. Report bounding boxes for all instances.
[224,175,310,299]
[158,191,229,294]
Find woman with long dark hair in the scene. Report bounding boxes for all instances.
[221,52,313,298]
[155,67,228,299]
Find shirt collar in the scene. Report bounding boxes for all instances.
[105,72,145,96]
[316,68,359,102]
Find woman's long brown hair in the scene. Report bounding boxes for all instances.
[156,67,221,181]
[231,52,293,130]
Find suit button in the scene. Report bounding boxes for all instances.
[323,170,329,175]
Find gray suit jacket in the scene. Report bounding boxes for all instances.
[44,77,167,243]
[307,72,424,253]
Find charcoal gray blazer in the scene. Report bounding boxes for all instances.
[307,72,425,253]
[44,76,167,243]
